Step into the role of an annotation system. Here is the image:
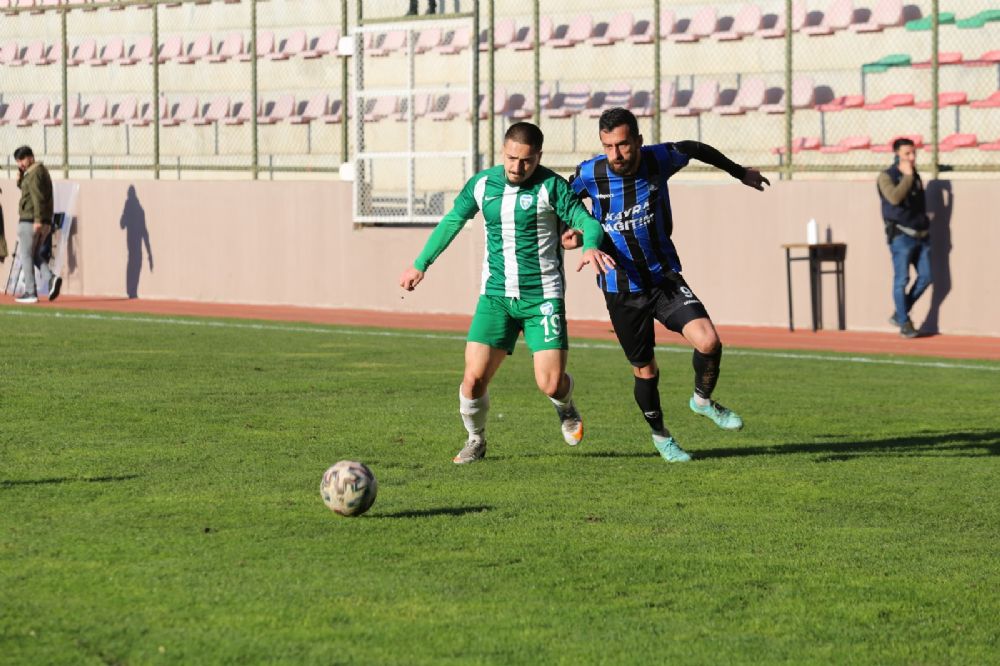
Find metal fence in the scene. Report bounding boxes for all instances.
[1,0,996,183]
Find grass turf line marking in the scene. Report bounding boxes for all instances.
[4,308,998,372]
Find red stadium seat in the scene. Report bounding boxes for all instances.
[979,138,1000,151]
[819,135,871,153]
[970,91,1000,108]
[870,133,923,152]
[912,52,963,69]
[937,133,978,152]
[817,94,865,112]
[915,92,968,109]
[864,93,914,110]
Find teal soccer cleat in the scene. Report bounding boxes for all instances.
[653,434,692,463]
[689,397,744,431]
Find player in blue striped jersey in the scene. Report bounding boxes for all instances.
[569,108,769,462]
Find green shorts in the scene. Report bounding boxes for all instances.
[467,295,568,354]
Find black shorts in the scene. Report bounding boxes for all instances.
[603,273,710,367]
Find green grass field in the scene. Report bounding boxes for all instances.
[2,307,998,665]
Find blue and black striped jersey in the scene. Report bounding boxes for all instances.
[572,143,691,293]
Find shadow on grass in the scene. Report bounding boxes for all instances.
[1,474,140,489]
[377,505,493,519]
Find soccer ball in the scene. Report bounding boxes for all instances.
[320,460,377,517]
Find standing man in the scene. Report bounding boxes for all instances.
[878,138,931,339]
[568,108,768,462]
[399,122,614,464]
[13,145,61,304]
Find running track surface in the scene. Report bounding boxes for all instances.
[2,295,997,361]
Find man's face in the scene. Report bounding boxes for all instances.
[896,144,917,166]
[503,140,541,185]
[600,124,643,176]
[15,156,33,171]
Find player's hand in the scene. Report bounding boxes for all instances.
[576,248,615,275]
[742,168,770,191]
[561,228,582,250]
[399,267,425,291]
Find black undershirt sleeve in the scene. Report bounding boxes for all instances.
[673,140,747,181]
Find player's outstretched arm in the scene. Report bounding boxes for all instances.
[674,140,770,191]
[399,267,425,291]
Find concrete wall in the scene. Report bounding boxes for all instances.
[1,175,997,337]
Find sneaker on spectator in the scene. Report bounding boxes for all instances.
[48,276,63,302]
[15,293,39,304]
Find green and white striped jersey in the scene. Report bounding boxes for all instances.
[414,165,602,300]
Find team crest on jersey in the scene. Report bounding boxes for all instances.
[540,301,554,316]
[519,193,533,210]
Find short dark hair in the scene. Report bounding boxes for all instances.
[13,145,34,160]
[504,122,544,151]
[892,137,916,152]
[599,107,639,138]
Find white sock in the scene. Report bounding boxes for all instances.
[693,393,711,408]
[459,386,489,435]
[549,373,574,409]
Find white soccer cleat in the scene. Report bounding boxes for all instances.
[453,433,486,464]
[555,402,584,446]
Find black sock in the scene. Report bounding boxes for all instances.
[693,346,722,400]
[634,373,665,434]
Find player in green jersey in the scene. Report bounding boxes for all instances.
[399,122,615,464]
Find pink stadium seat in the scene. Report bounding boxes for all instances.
[239,31,275,61]
[970,91,1000,109]
[162,96,198,126]
[369,30,405,57]
[157,35,183,64]
[913,52,963,69]
[549,15,593,48]
[208,33,244,63]
[414,28,442,54]
[870,133,923,152]
[290,93,328,124]
[321,99,343,124]
[545,84,591,118]
[761,76,816,113]
[507,84,548,119]
[670,7,717,42]
[0,100,28,126]
[715,5,762,41]
[670,80,719,116]
[90,37,124,66]
[42,99,81,127]
[269,30,306,61]
[362,95,397,122]
[915,92,968,109]
[395,93,433,121]
[177,34,212,64]
[658,80,678,112]
[864,93,914,110]
[508,17,553,50]
[979,138,1000,151]
[429,91,469,121]
[628,90,653,117]
[10,40,42,66]
[101,97,138,126]
[223,99,254,126]
[817,94,865,112]
[129,98,168,127]
[819,135,871,153]
[436,26,472,54]
[850,0,904,32]
[773,136,822,154]
[0,41,18,65]
[965,50,1000,68]
[73,97,108,126]
[302,28,339,59]
[258,94,294,124]
[67,38,96,66]
[586,83,631,117]
[193,96,231,126]
[589,12,634,46]
[479,18,515,51]
[937,133,977,152]
[478,88,508,119]
[803,0,855,36]
[757,0,806,38]
[121,36,153,65]
[38,42,59,65]
[17,99,50,127]
[716,78,766,115]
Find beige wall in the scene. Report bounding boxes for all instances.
[1,176,997,337]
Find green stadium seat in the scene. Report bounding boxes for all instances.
[956,9,1000,29]
[862,53,911,74]
[905,13,955,31]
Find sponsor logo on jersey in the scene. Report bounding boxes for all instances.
[519,194,533,210]
[540,301,554,316]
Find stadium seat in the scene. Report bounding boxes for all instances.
[479,18,515,51]
[937,133,977,151]
[0,41,18,65]
[585,83,631,117]
[0,100,27,126]
[238,31,275,61]
[289,93,327,125]
[37,42,58,65]
[157,35,183,64]
[121,36,153,65]
[912,52,963,69]
[670,80,719,116]
[73,97,108,126]
[258,94,294,124]
[129,98,168,127]
[772,136,822,154]
[395,93,433,121]
[656,9,677,40]
[870,133,923,152]
[802,0,855,36]
[970,90,1000,108]
[369,30,405,57]
[716,77,766,115]
[17,99,50,127]
[862,53,912,74]
[207,33,244,63]
[549,15,593,48]
[193,96,231,126]
[628,90,654,117]
[757,0,806,39]
[508,83,550,119]
[714,4,763,41]
[545,84,590,118]
[223,99,254,126]
[361,96,395,123]
[162,96,199,126]
[9,40,39,66]
[478,88,509,119]
[956,9,1000,29]
[429,91,469,121]
[979,138,1000,151]
[67,38,97,66]
[89,37,124,66]
[414,28,441,54]
[626,17,653,44]
[761,76,815,113]
[850,0,904,32]
[864,93,914,110]
[906,12,955,31]
[302,28,339,59]
[269,30,306,61]
[321,99,343,124]
[915,91,968,109]
[670,7,717,42]
[819,135,871,153]
[42,99,81,127]
[502,92,529,118]
[965,50,1000,67]
[658,80,678,112]
[436,26,472,54]
[588,12,634,46]
[178,33,213,64]
[101,97,138,126]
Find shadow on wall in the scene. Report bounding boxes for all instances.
[119,185,153,299]
[922,180,953,335]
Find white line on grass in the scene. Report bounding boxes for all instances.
[4,308,998,372]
